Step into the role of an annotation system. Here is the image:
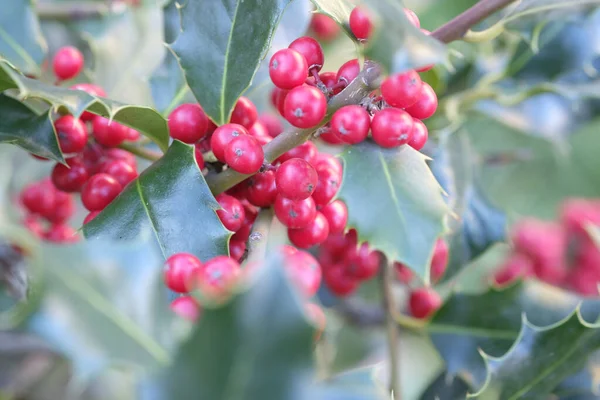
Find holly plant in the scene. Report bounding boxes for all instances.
[2,0,600,399]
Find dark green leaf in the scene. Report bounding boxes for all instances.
[0,59,169,151]
[84,141,230,261]
[553,365,600,400]
[337,141,449,281]
[0,94,63,163]
[419,370,471,400]
[170,0,292,125]
[312,367,386,399]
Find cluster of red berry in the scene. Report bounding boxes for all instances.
[494,198,600,297]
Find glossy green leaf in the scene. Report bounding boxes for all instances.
[170,0,292,125]
[0,0,47,75]
[84,141,231,261]
[337,141,449,281]
[312,367,386,399]
[0,59,169,151]
[0,94,64,163]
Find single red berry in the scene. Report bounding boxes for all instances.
[321,232,350,258]
[284,250,322,297]
[170,296,201,321]
[224,135,264,174]
[45,190,75,225]
[283,86,327,128]
[52,46,84,80]
[269,48,309,89]
[248,121,272,144]
[194,142,206,170]
[164,253,202,293]
[54,115,88,154]
[211,123,248,162]
[408,119,428,151]
[44,224,79,243]
[278,141,317,164]
[216,193,246,232]
[271,87,289,116]
[405,83,438,120]
[320,129,345,145]
[259,114,283,138]
[232,205,258,243]
[192,256,241,294]
[330,105,370,144]
[230,97,258,129]
[310,14,340,42]
[336,59,360,86]
[493,253,533,287]
[126,127,141,141]
[229,239,247,262]
[404,8,420,28]
[247,171,278,207]
[105,148,137,169]
[430,239,449,283]
[274,195,317,229]
[100,159,138,187]
[81,173,122,211]
[70,83,106,121]
[349,7,373,40]
[409,288,442,319]
[569,265,600,297]
[92,116,129,147]
[394,262,414,284]
[276,158,318,200]
[83,211,100,224]
[318,72,338,90]
[560,199,600,238]
[289,36,324,74]
[320,200,348,234]
[312,164,342,207]
[168,103,209,144]
[51,157,89,192]
[313,153,342,175]
[322,263,358,296]
[371,108,414,148]
[416,30,434,73]
[20,180,57,217]
[23,215,44,238]
[288,211,329,249]
[381,71,423,109]
[345,243,381,280]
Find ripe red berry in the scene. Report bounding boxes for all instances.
[322,263,358,296]
[345,243,381,280]
[192,256,241,294]
[394,262,414,284]
[312,163,342,206]
[51,157,89,192]
[232,206,258,243]
[81,173,122,211]
[381,71,423,109]
[164,253,202,293]
[289,36,325,74]
[21,180,57,217]
[248,121,271,144]
[46,190,75,225]
[330,105,370,144]
[314,153,342,175]
[271,87,289,116]
[336,59,360,86]
[560,199,600,237]
[320,200,348,234]
[194,142,206,170]
[224,135,264,174]
[283,86,327,128]
[408,119,428,151]
[310,14,340,42]
[170,296,201,321]
[211,123,248,162]
[216,193,245,232]
[318,72,338,90]
[278,141,317,164]
[320,129,345,145]
[83,211,100,224]
[54,115,88,154]
[52,46,84,80]
[168,103,209,144]
[284,250,322,297]
[247,171,278,207]
[405,83,438,120]
[288,211,330,249]
[259,114,283,138]
[430,239,449,283]
[404,8,420,28]
[349,7,373,40]
[371,108,414,148]
[23,215,44,238]
[100,159,138,187]
[493,253,533,287]
[269,48,309,89]
[44,224,79,243]
[230,97,258,129]
[276,158,318,200]
[92,116,129,147]
[274,195,317,229]
[409,288,442,319]
[229,239,246,262]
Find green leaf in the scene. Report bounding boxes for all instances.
[337,141,449,281]
[170,0,292,125]
[313,367,387,399]
[310,0,354,37]
[419,370,471,400]
[0,0,47,75]
[84,141,231,261]
[0,94,64,163]
[0,59,169,151]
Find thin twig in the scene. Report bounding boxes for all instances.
[35,1,127,20]
[118,142,162,162]
[381,262,401,400]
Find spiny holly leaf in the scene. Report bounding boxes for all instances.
[337,141,449,281]
[552,366,600,400]
[84,141,230,261]
[0,1,46,76]
[310,0,354,37]
[0,94,64,163]
[0,60,169,151]
[170,0,292,125]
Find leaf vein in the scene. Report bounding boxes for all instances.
[136,180,167,259]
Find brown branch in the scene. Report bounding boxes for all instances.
[35,1,126,20]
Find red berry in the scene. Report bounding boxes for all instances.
[83,211,100,224]
[289,36,324,74]
[216,193,245,232]
[345,243,381,280]
[170,296,201,321]
[381,71,423,109]
[321,232,349,258]
[52,46,84,80]
[44,190,73,224]
[229,239,247,262]
[314,153,342,175]
[259,114,283,138]
[192,256,241,293]
[278,141,317,164]
[336,59,360,86]
[405,83,438,120]
[310,14,340,42]
[81,173,122,211]
[283,86,327,129]
[269,48,309,89]
[51,157,89,192]
[230,97,258,129]
[312,163,342,206]
[320,129,345,145]
[404,8,420,28]
[105,148,137,168]
[248,121,271,144]
[168,103,209,144]
[100,159,138,187]
[23,215,44,238]
[394,262,414,284]
[247,171,278,207]
[323,263,358,296]
[271,87,289,116]
[92,116,129,147]
[560,199,600,238]
[194,142,206,170]
[569,265,600,297]
[232,205,258,243]
[284,250,322,297]
[54,115,88,154]
[493,253,533,287]
[164,253,202,293]
[409,288,442,319]
[274,195,317,229]
[318,72,338,91]
[288,212,329,249]
[276,158,318,200]
[211,123,248,162]
[330,105,370,144]
[408,119,428,151]
[21,180,57,217]
[371,108,414,148]
[126,127,141,141]
[430,239,449,283]
[349,7,373,40]
[320,200,348,234]
[44,224,79,243]
[224,135,264,174]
